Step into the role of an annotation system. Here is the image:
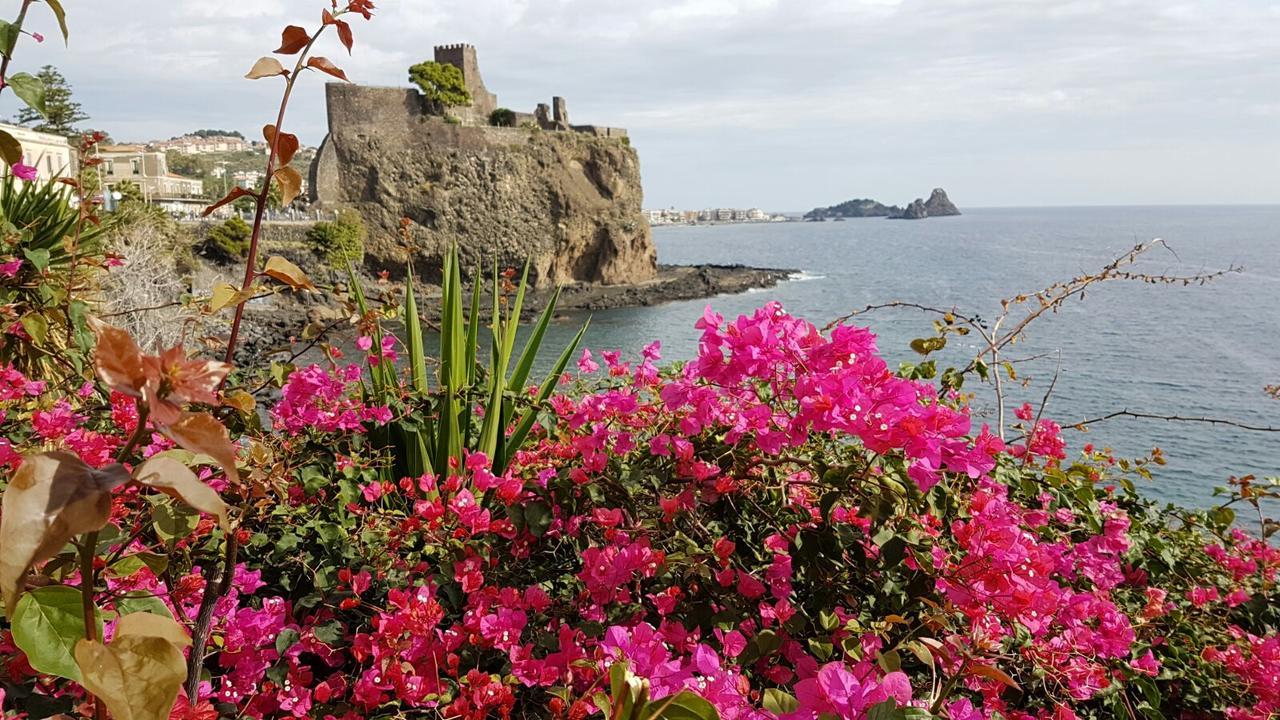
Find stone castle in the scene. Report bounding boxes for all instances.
[308,44,655,287]
[429,43,627,138]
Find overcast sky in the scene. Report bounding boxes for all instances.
[7,0,1278,209]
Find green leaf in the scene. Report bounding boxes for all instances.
[109,552,168,578]
[274,627,301,656]
[762,689,798,715]
[151,501,198,543]
[7,72,46,118]
[42,0,69,43]
[0,128,20,166]
[23,247,50,272]
[12,585,102,682]
[641,690,719,720]
[0,20,18,58]
[115,591,170,618]
[523,501,553,538]
[19,312,48,344]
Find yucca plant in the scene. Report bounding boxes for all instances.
[0,175,109,378]
[352,246,587,479]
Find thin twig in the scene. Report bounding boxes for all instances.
[1069,410,1280,433]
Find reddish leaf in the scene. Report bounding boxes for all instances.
[307,56,349,82]
[262,125,300,166]
[245,56,288,80]
[968,662,1021,691]
[322,9,337,25]
[89,318,147,396]
[274,25,310,55]
[272,167,303,207]
[202,187,257,217]
[336,19,353,54]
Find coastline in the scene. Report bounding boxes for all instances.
[234,263,795,362]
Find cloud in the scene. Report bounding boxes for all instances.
[3,0,1276,207]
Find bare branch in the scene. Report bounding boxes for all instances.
[1068,410,1280,433]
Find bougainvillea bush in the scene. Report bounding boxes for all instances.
[0,2,1277,720]
[0,294,1277,720]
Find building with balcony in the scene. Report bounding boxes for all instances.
[97,145,206,214]
[0,123,75,182]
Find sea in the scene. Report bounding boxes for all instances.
[541,206,1280,510]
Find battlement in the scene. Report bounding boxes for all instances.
[434,43,475,52]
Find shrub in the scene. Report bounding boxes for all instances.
[0,174,106,377]
[198,215,251,264]
[408,60,471,107]
[306,208,366,269]
[489,107,517,127]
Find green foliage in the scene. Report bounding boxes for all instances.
[0,174,105,378]
[356,246,588,479]
[489,107,516,127]
[198,216,251,264]
[408,61,471,107]
[187,129,244,139]
[11,585,102,682]
[15,65,88,136]
[306,209,365,270]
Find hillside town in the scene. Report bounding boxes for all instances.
[0,121,317,217]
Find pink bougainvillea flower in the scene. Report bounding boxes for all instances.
[10,163,37,181]
[0,259,22,278]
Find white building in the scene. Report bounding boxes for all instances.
[152,135,249,155]
[0,123,75,182]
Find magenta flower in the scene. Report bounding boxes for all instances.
[0,259,22,278]
[11,163,37,181]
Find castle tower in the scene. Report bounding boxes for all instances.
[434,44,498,119]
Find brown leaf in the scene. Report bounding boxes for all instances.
[202,187,258,217]
[221,390,256,416]
[321,8,337,25]
[272,166,303,207]
[162,413,239,484]
[245,56,288,80]
[274,25,310,55]
[115,612,191,647]
[0,129,22,167]
[306,56,349,82]
[262,255,315,291]
[968,662,1021,691]
[133,454,230,533]
[89,319,147,396]
[75,612,188,720]
[336,19,353,54]
[262,125,300,166]
[0,453,128,617]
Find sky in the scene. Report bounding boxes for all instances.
[7,0,1279,210]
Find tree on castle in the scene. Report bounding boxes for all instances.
[408,61,471,107]
[16,65,89,137]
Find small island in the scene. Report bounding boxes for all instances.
[806,187,961,220]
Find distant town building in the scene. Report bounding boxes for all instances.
[152,134,249,155]
[0,122,75,182]
[97,145,205,214]
[644,206,788,226]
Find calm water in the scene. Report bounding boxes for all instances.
[544,206,1279,509]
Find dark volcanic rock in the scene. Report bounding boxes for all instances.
[900,199,929,220]
[804,197,902,220]
[923,188,961,217]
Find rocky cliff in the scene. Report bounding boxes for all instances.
[310,84,655,286]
